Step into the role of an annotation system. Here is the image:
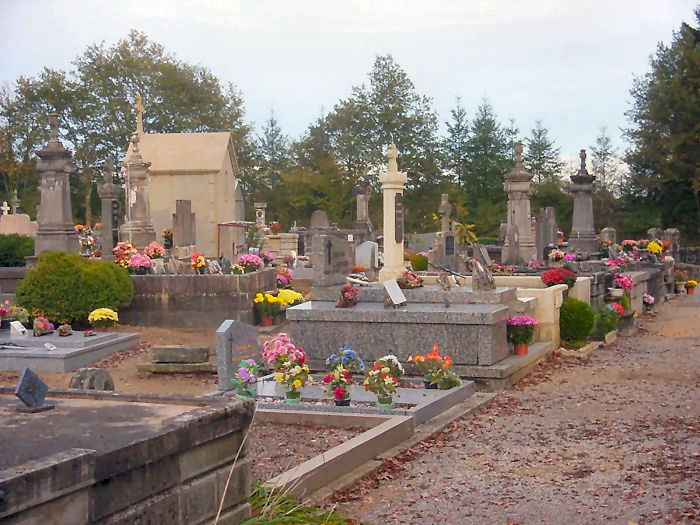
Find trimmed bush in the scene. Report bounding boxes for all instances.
[15,251,134,324]
[410,253,429,272]
[559,297,594,346]
[0,234,34,266]
[592,307,619,340]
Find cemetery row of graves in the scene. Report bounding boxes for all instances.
[0,110,698,524]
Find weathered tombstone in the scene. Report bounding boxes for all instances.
[355,184,372,231]
[356,240,379,269]
[569,149,598,254]
[11,189,20,214]
[473,243,493,268]
[217,320,259,391]
[502,221,522,265]
[601,227,616,246]
[378,144,408,282]
[207,259,223,275]
[14,368,54,413]
[383,279,407,308]
[469,258,496,290]
[497,220,507,244]
[220,257,233,274]
[535,207,558,260]
[647,228,663,240]
[311,234,353,287]
[69,368,115,391]
[310,209,330,229]
[173,199,196,247]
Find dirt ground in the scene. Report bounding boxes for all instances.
[334,294,700,524]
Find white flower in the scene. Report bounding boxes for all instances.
[381,367,390,374]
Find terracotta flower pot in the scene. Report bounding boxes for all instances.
[514,343,529,356]
[260,316,274,327]
[688,288,696,295]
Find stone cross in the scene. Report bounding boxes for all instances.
[1,201,9,215]
[438,194,452,232]
[134,94,144,134]
[579,149,587,171]
[11,189,20,214]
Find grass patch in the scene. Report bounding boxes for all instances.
[561,338,587,349]
[242,482,356,524]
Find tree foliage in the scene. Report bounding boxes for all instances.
[524,120,564,184]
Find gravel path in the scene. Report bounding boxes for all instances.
[335,296,700,524]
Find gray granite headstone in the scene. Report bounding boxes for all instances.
[356,241,379,269]
[173,199,196,247]
[310,210,330,229]
[220,257,233,274]
[15,368,54,412]
[311,234,353,287]
[473,243,492,267]
[647,228,663,241]
[217,320,259,391]
[469,258,496,290]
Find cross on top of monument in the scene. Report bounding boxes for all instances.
[386,143,399,173]
[514,141,524,164]
[134,94,144,134]
[104,158,115,182]
[49,113,60,141]
[11,189,20,214]
[1,201,9,215]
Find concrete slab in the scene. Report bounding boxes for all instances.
[0,331,139,372]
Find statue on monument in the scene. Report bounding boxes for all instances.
[386,143,399,172]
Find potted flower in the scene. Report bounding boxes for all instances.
[326,345,365,374]
[33,316,54,337]
[253,293,282,326]
[263,333,310,404]
[0,300,12,331]
[647,240,663,257]
[608,302,625,316]
[674,270,688,293]
[113,241,137,268]
[144,241,165,259]
[261,252,275,267]
[548,249,566,267]
[230,359,260,398]
[191,252,207,274]
[128,253,153,275]
[232,264,245,275]
[642,292,655,312]
[276,267,293,288]
[336,283,360,308]
[541,268,577,289]
[408,344,460,389]
[397,270,424,289]
[269,222,282,233]
[363,355,404,408]
[162,228,173,249]
[88,308,119,331]
[686,280,698,295]
[563,252,578,263]
[609,273,633,299]
[322,366,354,406]
[620,240,638,253]
[506,315,538,355]
[239,253,264,273]
[276,289,305,307]
[283,254,296,268]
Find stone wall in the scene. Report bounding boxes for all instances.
[0,391,254,524]
[0,267,27,294]
[120,268,276,329]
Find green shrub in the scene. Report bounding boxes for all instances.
[592,307,619,340]
[410,253,429,271]
[0,234,34,266]
[15,251,134,324]
[560,297,594,344]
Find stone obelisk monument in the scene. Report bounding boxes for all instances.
[569,149,598,254]
[378,144,408,282]
[501,141,536,264]
[119,132,156,248]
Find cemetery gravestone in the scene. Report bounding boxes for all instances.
[217,320,259,391]
[535,207,558,261]
[310,210,330,229]
[469,258,496,290]
[648,228,663,241]
[473,243,493,268]
[173,199,196,247]
[311,234,353,287]
[383,279,407,308]
[356,240,379,269]
[15,368,54,413]
[569,149,598,254]
[601,227,616,245]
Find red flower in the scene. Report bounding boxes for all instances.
[323,374,333,383]
[298,353,306,365]
[342,370,351,378]
[334,387,347,400]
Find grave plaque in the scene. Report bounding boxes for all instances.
[207,260,223,275]
[15,368,54,413]
[445,234,455,256]
[469,258,496,290]
[217,320,259,391]
[10,320,27,335]
[383,279,407,308]
[395,193,404,244]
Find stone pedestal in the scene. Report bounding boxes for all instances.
[378,144,408,282]
[501,142,536,264]
[97,159,121,260]
[569,149,598,254]
[34,114,79,255]
[120,133,155,248]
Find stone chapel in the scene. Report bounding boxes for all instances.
[124,96,245,259]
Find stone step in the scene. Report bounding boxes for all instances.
[137,362,216,374]
[152,346,209,363]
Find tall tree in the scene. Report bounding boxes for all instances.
[590,126,621,230]
[523,120,564,184]
[623,9,700,241]
[443,97,469,187]
[252,109,292,193]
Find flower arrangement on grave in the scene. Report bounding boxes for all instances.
[613,274,633,291]
[263,333,311,403]
[261,252,275,266]
[492,263,515,274]
[548,249,566,263]
[686,280,698,295]
[253,293,282,325]
[57,324,73,337]
[239,253,264,273]
[637,239,649,249]
[322,366,354,405]
[506,315,538,355]
[541,268,577,288]
[88,308,119,329]
[408,344,461,390]
[269,222,282,232]
[647,240,663,255]
[232,264,244,275]
[642,292,655,311]
[528,260,544,270]
[0,301,29,327]
[326,345,366,374]
[608,302,625,316]
[363,355,404,408]
[74,224,86,233]
[336,283,360,308]
[563,252,577,262]
[113,241,137,268]
[276,289,305,307]
[283,254,296,267]
[191,252,207,274]
[162,228,173,248]
[77,227,97,255]
[128,253,153,274]
[0,300,11,322]
[397,270,424,289]
[674,270,688,282]
[352,265,368,273]
[33,316,54,337]
[144,241,165,259]
[620,240,638,252]
[230,359,260,398]
[276,267,293,288]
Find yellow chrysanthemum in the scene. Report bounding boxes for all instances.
[293,379,302,388]
[274,374,284,382]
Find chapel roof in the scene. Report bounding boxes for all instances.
[125,132,234,173]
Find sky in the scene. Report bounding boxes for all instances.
[1,0,697,165]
